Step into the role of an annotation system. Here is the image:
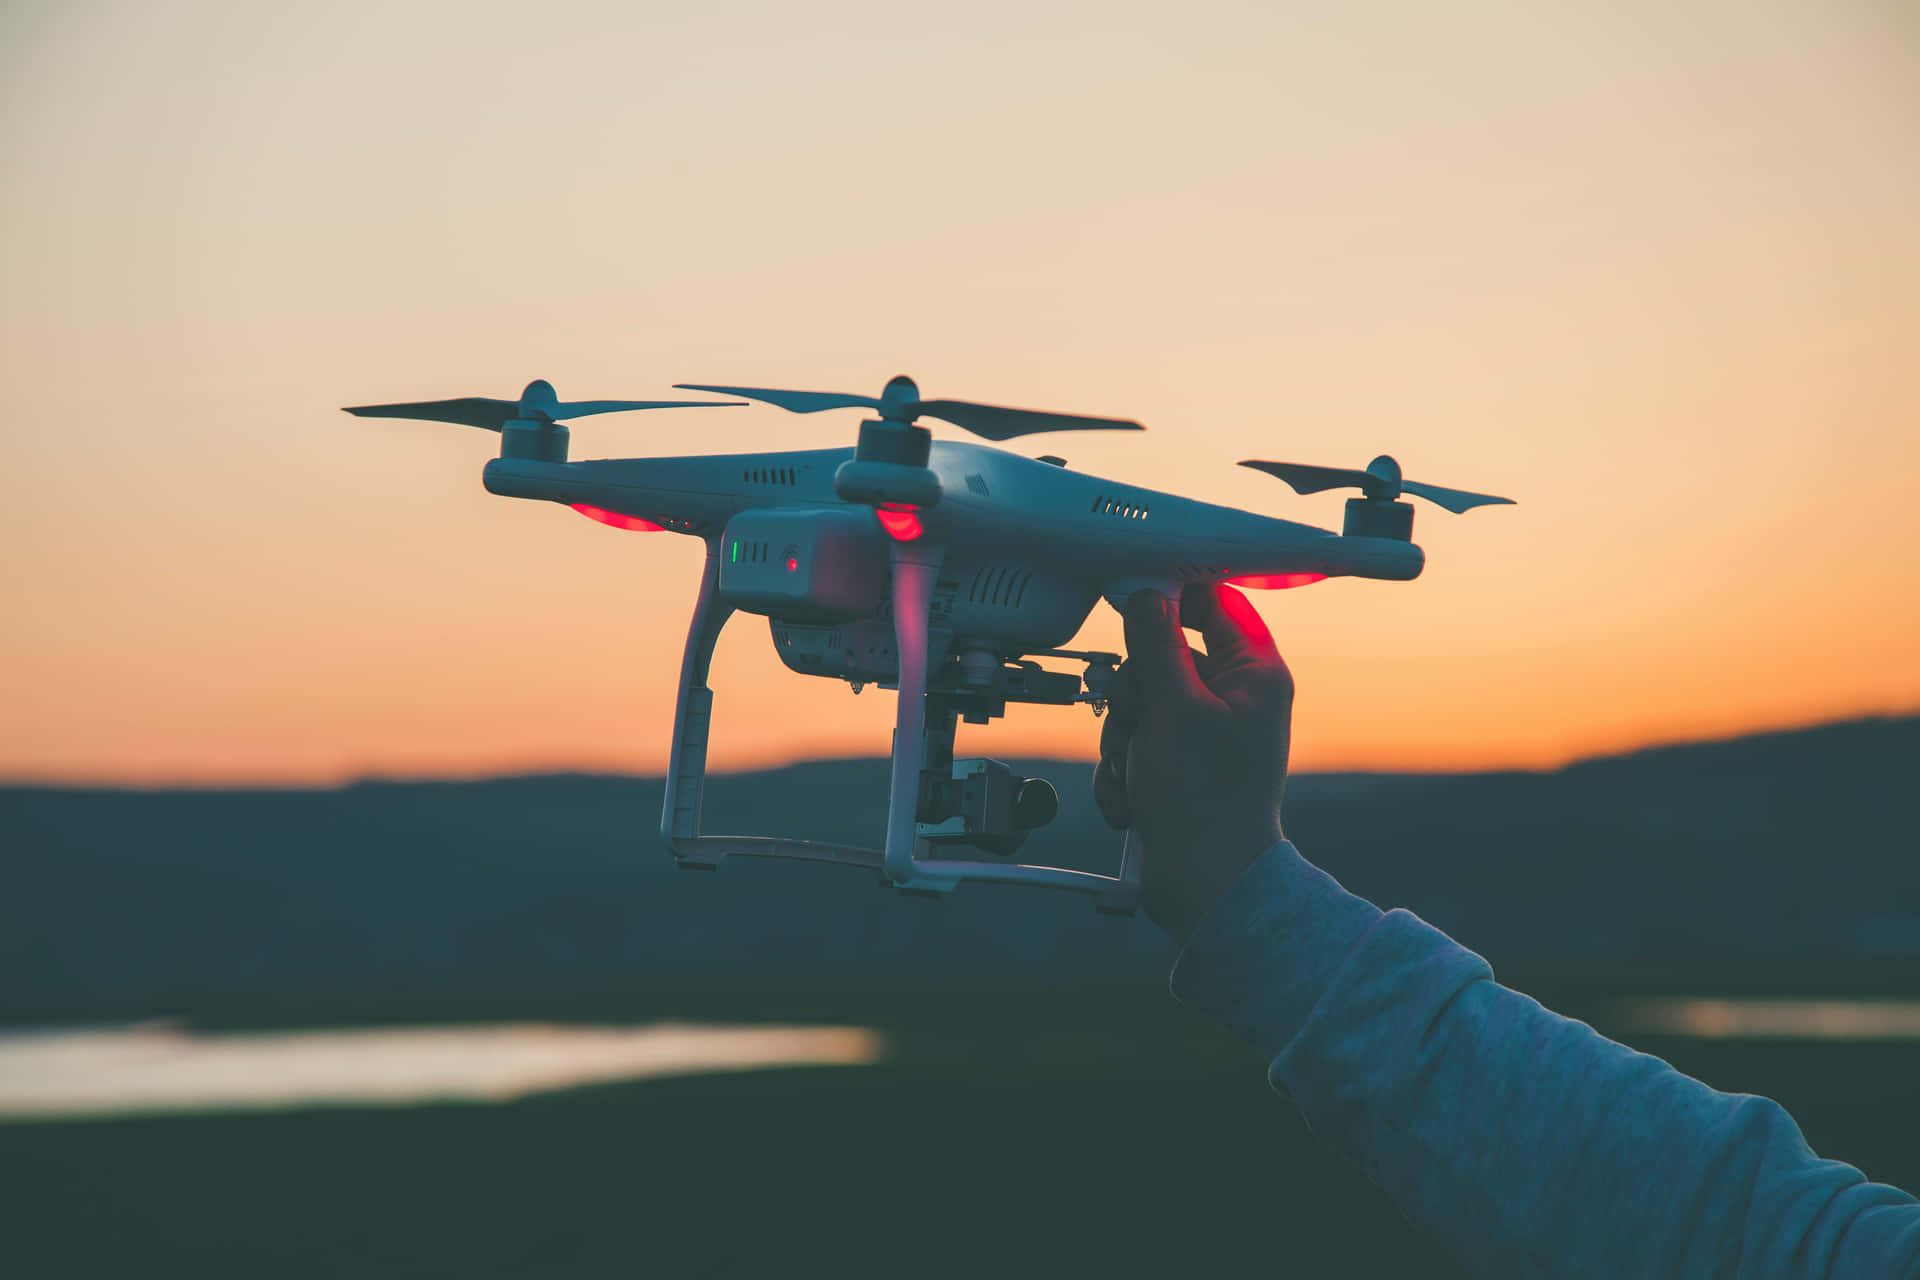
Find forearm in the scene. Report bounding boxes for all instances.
[1171,842,1920,1278]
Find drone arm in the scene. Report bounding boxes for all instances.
[881,541,952,888]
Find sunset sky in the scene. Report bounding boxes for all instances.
[3,0,1916,785]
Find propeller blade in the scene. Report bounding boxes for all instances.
[1242,459,1514,513]
[343,398,519,430]
[1238,460,1376,495]
[347,389,745,430]
[1399,480,1515,514]
[916,400,1145,442]
[675,381,1144,440]
[554,399,745,419]
[674,385,880,415]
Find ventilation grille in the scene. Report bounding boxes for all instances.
[776,628,844,647]
[743,466,798,486]
[1092,494,1148,519]
[729,539,773,564]
[967,566,1034,609]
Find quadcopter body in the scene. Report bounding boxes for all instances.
[483,437,1425,668]
[349,376,1510,912]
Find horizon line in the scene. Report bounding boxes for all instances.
[4,709,1911,794]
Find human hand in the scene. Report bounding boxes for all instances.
[1093,583,1294,943]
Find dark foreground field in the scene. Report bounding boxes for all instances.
[6,717,1917,1275]
[7,986,1919,1278]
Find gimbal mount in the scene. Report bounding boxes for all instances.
[660,536,1142,913]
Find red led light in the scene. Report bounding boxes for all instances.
[1227,573,1328,590]
[786,556,799,572]
[875,503,922,542]
[570,503,663,532]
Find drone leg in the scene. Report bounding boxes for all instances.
[1095,829,1143,915]
[661,538,736,865]
[882,540,953,890]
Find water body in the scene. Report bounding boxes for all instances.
[1610,997,1920,1040]
[6,996,1915,1276]
[7,999,1916,1124]
[0,1021,884,1121]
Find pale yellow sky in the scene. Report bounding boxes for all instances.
[2,0,1916,784]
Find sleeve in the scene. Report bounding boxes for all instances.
[1169,841,1920,1279]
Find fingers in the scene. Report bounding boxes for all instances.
[1180,582,1280,668]
[1094,650,1206,830]
[1189,646,1216,681]
[1098,609,1221,831]
[1122,589,1209,704]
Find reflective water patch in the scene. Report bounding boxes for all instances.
[0,1022,884,1121]
[1610,998,1920,1040]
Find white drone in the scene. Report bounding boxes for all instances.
[347,376,1511,913]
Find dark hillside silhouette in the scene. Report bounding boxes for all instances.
[4,715,1916,1023]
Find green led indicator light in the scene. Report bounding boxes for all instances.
[730,541,739,563]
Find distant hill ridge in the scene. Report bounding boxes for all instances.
[4,714,1916,1022]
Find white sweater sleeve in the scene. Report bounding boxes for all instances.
[1169,841,1920,1278]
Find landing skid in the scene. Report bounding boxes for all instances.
[660,538,1142,914]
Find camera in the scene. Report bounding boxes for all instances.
[916,757,1059,856]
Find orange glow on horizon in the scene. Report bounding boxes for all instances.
[1,2,1914,788]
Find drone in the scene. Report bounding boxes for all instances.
[346,375,1512,913]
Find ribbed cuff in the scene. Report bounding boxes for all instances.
[1168,840,1386,1064]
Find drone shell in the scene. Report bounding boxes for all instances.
[483,440,1421,659]
[357,375,1510,909]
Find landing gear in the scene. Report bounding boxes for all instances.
[659,536,1142,913]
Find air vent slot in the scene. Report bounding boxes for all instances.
[968,565,1035,609]
[730,539,775,564]
[1091,494,1148,519]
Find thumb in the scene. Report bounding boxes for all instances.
[1123,589,1207,703]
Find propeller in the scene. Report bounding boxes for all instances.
[342,379,744,431]
[672,375,1144,441]
[1239,455,1513,514]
